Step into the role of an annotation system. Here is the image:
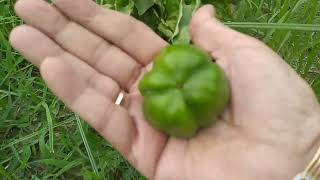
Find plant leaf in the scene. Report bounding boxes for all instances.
[41,102,54,154]
[134,0,155,15]
[76,115,99,177]
[34,159,70,168]
[172,0,200,44]
[116,0,135,14]
[224,22,320,31]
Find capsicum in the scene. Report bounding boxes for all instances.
[139,44,230,138]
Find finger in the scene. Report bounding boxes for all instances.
[15,0,140,89]
[10,24,137,158]
[41,57,137,157]
[10,25,168,179]
[190,5,260,58]
[53,0,167,65]
[9,25,121,102]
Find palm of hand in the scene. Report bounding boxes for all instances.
[10,0,320,180]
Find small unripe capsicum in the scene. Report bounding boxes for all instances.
[139,44,230,138]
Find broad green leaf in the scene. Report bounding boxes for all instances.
[134,0,155,15]
[156,0,180,40]
[158,22,174,38]
[116,0,135,14]
[170,0,184,41]
[135,7,160,31]
[173,26,190,44]
[171,0,201,44]
[172,0,200,44]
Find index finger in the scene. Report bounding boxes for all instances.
[54,0,167,65]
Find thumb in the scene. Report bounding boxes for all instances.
[190,5,256,58]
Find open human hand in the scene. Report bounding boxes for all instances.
[10,0,320,179]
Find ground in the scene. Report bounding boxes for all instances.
[0,0,319,179]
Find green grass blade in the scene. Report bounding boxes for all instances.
[1,118,74,150]
[276,31,291,52]
[52,159,84,179]
[0,164,12,180]
[41,102,54,153]
[224,22,320,31]
[0,93,12,128]
[303,45,320,76]
[75,114,99,176]
[10,145,21,163]
[0,90,19,96]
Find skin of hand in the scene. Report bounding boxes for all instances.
[9,0,320,179]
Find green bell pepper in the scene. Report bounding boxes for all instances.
[139,44,230,138]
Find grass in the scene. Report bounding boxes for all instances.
[0,0,320,179]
